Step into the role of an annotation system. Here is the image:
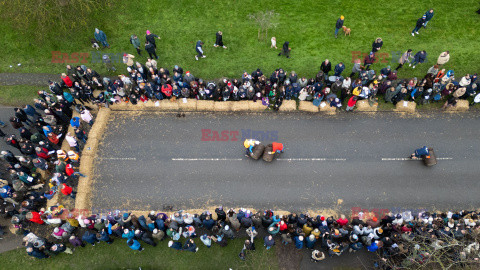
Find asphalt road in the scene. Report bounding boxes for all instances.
[93,112,480,213]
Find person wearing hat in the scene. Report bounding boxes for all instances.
[145,30,161,48]
[363,52,376,70]
[294,235,304,249]
[335,15,345,38]
[412,15,426,36]
[311,250,325,262]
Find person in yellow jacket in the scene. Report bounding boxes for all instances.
[244,139,260,157]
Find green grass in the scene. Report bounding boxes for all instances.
[1,0,479,80]
[0,85,42,106]
[0,238,278,270]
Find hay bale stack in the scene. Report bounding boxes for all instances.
[110,101,128,111]
[214,101,233,111]
[319,102,337,114]
[248,101,268,112]
[395,101,416,113]
[279,100,297,112]
[159,99,180,111]
[446,100,469,112]
[298,101,319,112]
[196,100,215,111]
[144,100,156,109]
[178,99,197,111]
[263,145,275,162]
[356,100,378,112]
[231,101,250,112]
[250,144,265,160]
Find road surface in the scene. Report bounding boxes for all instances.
[92,112,480,213]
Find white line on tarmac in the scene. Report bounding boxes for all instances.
[172,158,243,161]
[101,157,137,160]
[277,158,347,161]
[381,157,453,161]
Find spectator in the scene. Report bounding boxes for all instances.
[130,34,142,55]
[335,15,344,38]
[411,15,426,36]
[145,41,158,60]
[396,49,413,70]
[334,62,345,76]
[195,40,206,60]
[411,50,427,69]
[350,59,362,78]
[320,59,332,75]
[271,37,277,49]
[214,31,227,49]
[372,38,383,53]
[127,239,144,251]
[423,9,434,27]
[94,28,109,48]
[278,41,291,58]
[437,51,450,66]
[145,30,161,49]
[364,52,376,70]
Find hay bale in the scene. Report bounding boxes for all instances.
[231,101,250,112]
[279,100,297,112]
[159,99,180,111]
[178,99,197,111]
[110,101,127,111]
[356,100,378,112]
[319,102,337,114]
[248,101,267,112]
[214,101,233,111]
[82,138,99,157]
[197,100,215,111]
[250,144,265,160]
[263,146,275,162]
[446,100,469,112]
[395,101,416,113]
[298,101,319,112]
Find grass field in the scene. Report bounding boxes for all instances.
[1,0,479,80]
[0,238,278,270]
[0,85,41,106]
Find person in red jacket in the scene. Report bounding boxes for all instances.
[346,96,358,112]
[61,183,76,199]
[27,211,45,224]
[336,215,349,227]
[61,73,73,88]
[35,147,51,160]
[161,84,173,98]
[271,142,284,154]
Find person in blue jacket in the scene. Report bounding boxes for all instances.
[411,146,429,159]
[82,230,98,246]
[424,9,434,27]
[334,62,345,76]
[94,28,109,48]
[411,50,427,69]
[305,234,316,249]
[127,239,144,251]
[294,235,304,249]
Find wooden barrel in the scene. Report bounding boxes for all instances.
[263,146,275,162]
[250,144,265,160]
[423,148,437,167]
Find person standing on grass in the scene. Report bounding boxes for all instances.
[350,59,362,78]
[94,28,109,48]
[410,50,427,69]
[277,41,291,58]
[335,15,344,38]
[372,38,383,53]
[363,52,376,70]
[320,59,332,75]
[195,40,206,60]
[396,49,413,70]
[130,35,142,55]
[423,9,434,27]
[214,31,227,49]
[437,51,450,66]
[334,62,345,76]
[411,15,426,36]
[145,41,158,60]
[145,30,161,49]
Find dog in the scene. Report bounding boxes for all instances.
[342,26,351,36]
[91,38,100,50]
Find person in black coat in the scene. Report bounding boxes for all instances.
[145,41,158,59]
[214,31,227,48]
[411,15,426,36]
[320,59,332,75]
[411,50,427,69]
[278,41,291,58]
[372,38,383,53]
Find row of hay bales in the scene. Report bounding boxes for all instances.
[394,100,470,113]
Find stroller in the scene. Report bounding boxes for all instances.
[102,54,116,72]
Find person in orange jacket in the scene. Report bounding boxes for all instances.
[271,142,284,154]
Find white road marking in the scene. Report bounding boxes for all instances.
[101,157,137,160]
[172,158,346,161]
[277,158,347,161]
[381,157,453,161]
[172,158,242,161]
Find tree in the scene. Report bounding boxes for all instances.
[248,10,280,42]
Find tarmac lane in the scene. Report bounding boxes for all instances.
[92,112,480,212]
